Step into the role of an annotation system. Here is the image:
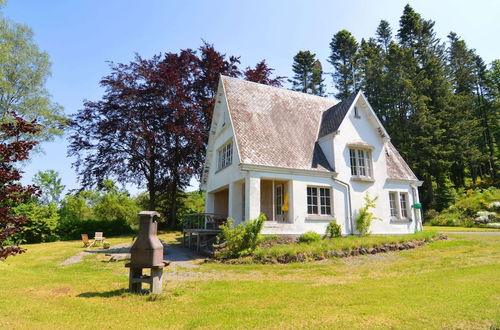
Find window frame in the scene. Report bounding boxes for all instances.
[349,148,373,179]
[216,140,233,171]
[388,191,411,220]
[307,186,332,216]
[354,106,361,118]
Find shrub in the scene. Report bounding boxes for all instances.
[215,213,266,259]
[13,202,60,243]
[299,231,322,243]
[325,222,342,238]
[57,218,134,240]
[423,209,439,224]
[355,193,381,236]
[429,187,500,227]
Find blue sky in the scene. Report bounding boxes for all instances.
[4,0,499,196]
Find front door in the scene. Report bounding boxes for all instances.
[275,184,284,222]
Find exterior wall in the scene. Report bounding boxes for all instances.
[204,91,246,223]
[204,90,419,235]
[331,98,418,234]
[244,170,349,236]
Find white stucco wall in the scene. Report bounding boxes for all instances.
[204,89,419,235]
[330,97,418,234]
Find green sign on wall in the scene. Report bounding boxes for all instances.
[412,203,422,209]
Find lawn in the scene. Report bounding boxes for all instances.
[423,225,500,232]
[0,232,498,329]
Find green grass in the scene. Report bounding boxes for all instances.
[424,225,500,232]
[250,231,437,263]
[1,232,499,329]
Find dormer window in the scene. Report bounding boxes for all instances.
[217,141,232,171]
[354,106,360,118]
[349,148,373,179]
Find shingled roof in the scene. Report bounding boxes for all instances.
[386,142,418,181]
[318,92,358,139]
[222,76,336,172]
[221,76,418,181]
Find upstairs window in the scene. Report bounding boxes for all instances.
[349,148,373,178]
[354,106,360,118]
[307,186,332,216]
[388,191,410,220]
[217,141,232,171]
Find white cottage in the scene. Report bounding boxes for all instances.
[200,76,423,235]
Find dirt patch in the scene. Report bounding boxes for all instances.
[51,287,71,295]
[259,236,299,248]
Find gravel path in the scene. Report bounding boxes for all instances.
[59,242,204,268]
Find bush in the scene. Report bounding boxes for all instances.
[13,202,60,243]
[325,222,342,238]
[215,213,266,259]
[355,193,381,236]
[299,231,322,243]
[429,187,499,227]
[423,209,439,224]
[57,218,134,241]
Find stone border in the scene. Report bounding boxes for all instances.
[219,234,447,265]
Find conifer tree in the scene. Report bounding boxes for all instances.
[328,30,359,99]
[289,50,325,95]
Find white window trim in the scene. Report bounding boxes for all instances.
[349,147,373,180]
[388,191,411,221]
[306,186,333,217]
[216,140,233,172]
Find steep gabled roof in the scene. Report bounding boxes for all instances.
[222,76,336,172]
[220,76,418,181]
[386,142,418,181]
[318,92,358,139]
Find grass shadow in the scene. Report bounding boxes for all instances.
[77,288,128,298]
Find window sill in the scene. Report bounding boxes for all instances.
[390,218,412,223]
[351,175,375,183]
[305,216,335,222]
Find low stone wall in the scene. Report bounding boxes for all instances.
[222,234,447,264]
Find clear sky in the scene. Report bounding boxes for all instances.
[3,0,499,196]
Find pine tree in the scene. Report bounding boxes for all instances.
[376,20,392,53]
[289,50,325,95]
[328,30,359,99]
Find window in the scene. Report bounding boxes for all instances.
[388,191,410,219]
[349,148,373,178]
[400,193,408,218]
[389,192,398,217]
[354,106,360,118]
[307,186,332,215]
[217,141,232,171]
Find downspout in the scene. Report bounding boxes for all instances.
[411,184,422,232]
[332,177,354,236]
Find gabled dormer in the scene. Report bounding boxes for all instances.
[317,91,390,182]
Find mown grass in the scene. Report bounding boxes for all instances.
[424,225,500,232]
[0,232,498,329]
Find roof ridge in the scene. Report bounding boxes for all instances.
[221,75,338,104]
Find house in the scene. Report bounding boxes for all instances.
[200,76,423,235]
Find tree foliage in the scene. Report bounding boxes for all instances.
[0,112,40,259]
[32,170,65,205]
[69,42,282,227]
[289,50,325,95]
[328,30,359,99]
[328,4,499,211]
[0,7,66,142]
